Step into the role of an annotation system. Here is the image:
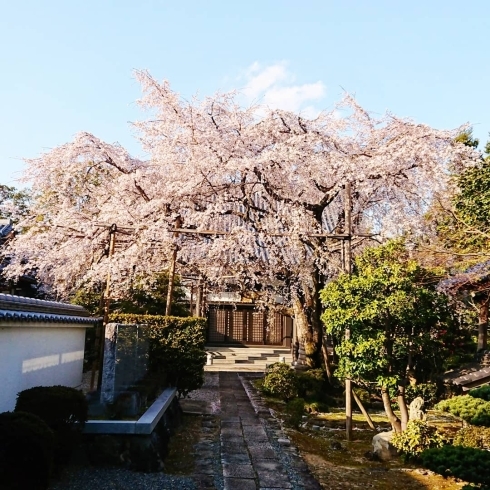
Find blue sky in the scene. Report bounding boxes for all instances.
[1,0,489,187]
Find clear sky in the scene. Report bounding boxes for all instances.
[1,0,489,187]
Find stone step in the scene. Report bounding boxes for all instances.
[211,357,291,362]
[204,345,292,371]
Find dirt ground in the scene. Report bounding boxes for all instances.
[277,408,466,490]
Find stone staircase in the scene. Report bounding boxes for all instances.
[204,345,293,372]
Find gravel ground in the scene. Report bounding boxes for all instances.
[50,372,318,490]
[49,373,220,490]
[185,372,220,413]
[50,467,197,490]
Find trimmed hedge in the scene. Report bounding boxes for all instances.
[262,363,299,401]
[454,425,490,450]
[469,385,490,402]
[435,395,490,426]
[15,386,88,467]
[0,411,55,490]
[15,385,88,430]
[421,445,490,487]
[109,314,207,397]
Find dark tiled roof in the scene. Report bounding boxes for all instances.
[439,260,490,294]
[451,367,490,386]
[0,219,13,238]
[0,294,100,324]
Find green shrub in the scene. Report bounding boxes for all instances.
[297,369,328,399]
[285,398,305,428]
[109,314,207,397]
[304,400,329,413]
[469,385,490,402]
[435,395,490,426]
[406,383,439,408]
[454,426,490,450]
[421,445,490,487]
[0,411,54,490]
[15,386,88,430]
[391,420,446,460]
[354,388,372,408]
[262,363,298,401]
[15,385,88,467]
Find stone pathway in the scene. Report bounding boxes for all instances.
[190,372,321,490]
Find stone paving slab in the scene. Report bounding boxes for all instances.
[223,464,256,479]
[191,371,322,490]
[224,478,257,490]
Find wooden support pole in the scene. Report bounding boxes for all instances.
[195,279,204,317]
[344,182,353,442]
[165,217,182,316]
[165,246,177,316]
[352,389,376,431]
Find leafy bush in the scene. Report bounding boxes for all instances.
[406,383,439,408]
[109,314,207,397]
[297,369,328,399]
[454,426,490,450]
[435,395,490,426]
[15,386,88,430]
[421,445,490,487]
[0,411,54,490]
[354,388,372,408]
[15,385,88,466]
[391,420,446,460]
[469,385,490,402]
[262,363,298,401]
[304,400,329,413]
[285,398,305,428]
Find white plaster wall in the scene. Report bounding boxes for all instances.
[0,325,89,413]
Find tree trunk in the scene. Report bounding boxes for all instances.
[397,384,409,431]
[478,295,489,351]
[292,281,322,368]
[381,386,401,433]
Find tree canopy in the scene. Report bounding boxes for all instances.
[321,240,471,430]
[4,71,477,364]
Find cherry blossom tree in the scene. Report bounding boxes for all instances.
[5,70,477,365]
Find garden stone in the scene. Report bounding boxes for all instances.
[372,431,399,461]
[409,397,426,421]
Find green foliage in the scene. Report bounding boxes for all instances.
[71,283,103,315]
[391,420,446,460]
[15,385,88,430]
[72,272,189,317]
[285,398,305,428]
[296,368,329,399]
[436,395,490,426]
[304,400,329,413]
[354,388,372,408]
[0,411,55,490]
[421,445,490,487]
[321,239,459,388]
[15,385,88,467]
[437,132,490,257]
[454,425,490,450]
[0,184,31,222]
[109,314,207,397]
[469,385,490,401]
[406,383,439,408]
[455,129,480,149]
[114,272,188,316]
[262,363,299,401]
